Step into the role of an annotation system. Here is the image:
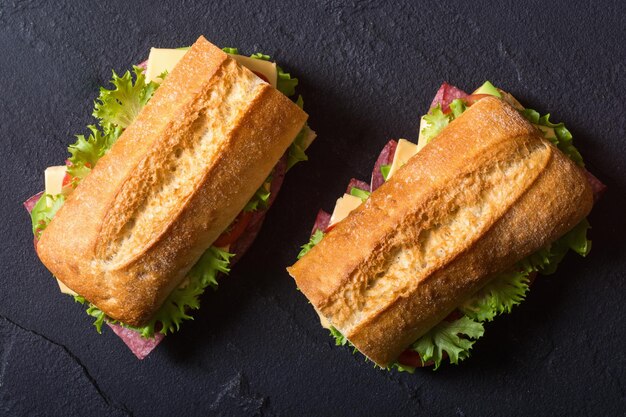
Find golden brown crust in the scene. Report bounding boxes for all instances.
[37,36,308,326]
[288,97,592,367]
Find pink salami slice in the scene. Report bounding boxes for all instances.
[230,214,267,266]
[370,140,398,192]
[108,153,287,357]
[266,154,288,207]
[230,155,287,264]
[585,169,607,202]
[25,192,44,248]
[136,59,148,70]
[22,153,289,359]
[24,191,43,214]
[345,178,369,194]
[429,82,468,113]
[25,190,163,358]
[311,209,331,236]
[107,323,164,360]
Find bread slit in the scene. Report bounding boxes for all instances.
[342,137,550,330]
[288,97,592,366]
[37,36,308,326]
[100,60,263,268]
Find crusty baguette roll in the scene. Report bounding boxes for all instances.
[288,97,592,367]
[37,36,308,326]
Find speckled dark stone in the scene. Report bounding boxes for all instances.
[1,1,625,416]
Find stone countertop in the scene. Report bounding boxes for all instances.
[1,1,624,415]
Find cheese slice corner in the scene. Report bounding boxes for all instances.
[56,278,77,296]
[44,165,67,206]
[386,139,419,180]
[145,47,278,88]
[227,54,278,88]
[329,193,363,227]
[145,48,188,84]
[416,117,429,153]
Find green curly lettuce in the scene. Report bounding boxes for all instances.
[411,317,485,370]
[449,98,466,118]
[423,81,584,168]
[413,219,590,369]
[249,52,270,60]
[84,300,107,333]
[249,52,299,96]
[390,362,419,373]
[287,126,310,170]
[520,219,591,275]
[320,84,593,371]
[329,326,349,346]
[76,246,233,337]
[349,187,371,201]
[93,66,159,130]
[329,316,484,372]
[277,67,299,97]
[244,177,272,212]
[561,219,592,257]
[67,125,120,179]
[409,218,590,370]
[43,45,309,340]
[67,67,157,179]
[521,109,583,166]
[420,105,450,144]
[287,96,313,170]
[461,270,531,322]
[380,164,391,181]
[30,193,66,238]
[298,230,325,259]
[136,246,233,337]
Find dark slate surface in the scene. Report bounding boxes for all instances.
[1,0,625,415]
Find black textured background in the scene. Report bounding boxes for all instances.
[1,1,625,416]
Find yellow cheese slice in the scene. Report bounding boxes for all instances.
[315,307,331,329]
[44,165,67,206]
[536,124,556,139]
[386,139,418,180]
[228,54,277,88]
[145,48,278,88]
[146,48,187,83]
[43,164,76,295]
[301,127,317,151]
[329,193,363,227]
[498,89,525,111]
[56,279,77,296]
[145,48,187,83]
[416,116,429,153]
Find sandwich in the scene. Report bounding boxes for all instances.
[24,36,314,359]
[288,81,605,371]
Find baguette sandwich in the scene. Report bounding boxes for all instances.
[289,82,605,371]
[25,36,314,359]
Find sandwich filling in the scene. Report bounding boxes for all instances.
[296,82,603,371]
[27,46,314,358]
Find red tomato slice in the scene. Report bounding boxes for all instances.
[253,71,269,84]
[62,173,73,187]
[397,349,444,368]
[464,94,493,106]
[213,211,253,247]
[444,309,463,322]
[397,350,424,368]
